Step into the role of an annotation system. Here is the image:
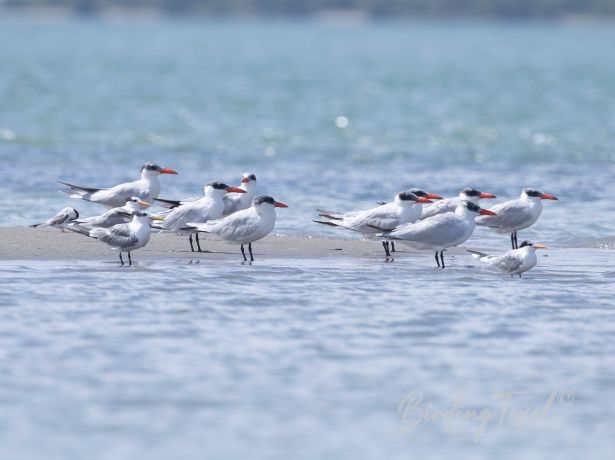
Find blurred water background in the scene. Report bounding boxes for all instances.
[1,16,615,460]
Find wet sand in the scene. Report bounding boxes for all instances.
[0,227,439,261]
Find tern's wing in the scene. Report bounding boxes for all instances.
[476,199,533,229]
[46,208,73,226]
[389,213,465,246]
[91,224,138,249]
[420,198,457,219]
[189,210,260,240]
[160,200,214,230]
[488,252,524,273]
[223,193,244,215]
[345,204,400,231]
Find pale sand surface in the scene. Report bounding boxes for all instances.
[0,227,439,261]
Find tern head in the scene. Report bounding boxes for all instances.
[241,172,257,184]
[141,163,178,178]
[132,210,165,222]
[206,181,247,197]
[253,195,288,211]
[460,187,497,201]
[522,188,558,201]
[395,192,433,205]
[407,188,443,200]
[519,240,548,250]
[457,200,497,217]
[127,196,151,209]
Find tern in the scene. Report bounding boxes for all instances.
[70,211,164,266]
[377,201,496,268]
[154,182,245,252]
[30,207,79,232]
[314,191,434,256]
[476,188,558,249]
[60,163,177,208]
[187,195,288,262]
[420,188,496,220]
[72,196,150,229]
[223,172,258,216]
[468,241,547,277]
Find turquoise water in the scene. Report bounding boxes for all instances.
[1,18,615,459]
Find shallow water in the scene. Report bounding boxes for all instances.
[1,17,615,459]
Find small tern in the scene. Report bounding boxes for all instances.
[30,207,79,232]
[72,196,150,229]
[468,240,547,277]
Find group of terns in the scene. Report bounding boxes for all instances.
[33,163,287,265]
[31,162,558,276]
[313,186,557,275]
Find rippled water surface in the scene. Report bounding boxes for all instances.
[1,17,615,459]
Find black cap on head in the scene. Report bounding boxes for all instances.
[523,188,542,197]
[142,163,161,171]
[408,188,428,197]
[519,240,532,248]
[254,196,275,206]
[463,200,482,213]
[247,173,256,181]
[398,192,418,202]
[461,187,481,197]
[208,181,228,190]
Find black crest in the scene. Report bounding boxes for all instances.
[142,163,161,172]
[398,192,418,202]
[463,201,482,213]
[461,187,481,197]
[254,196,275,206]
[208,182,228,190]
[523,188,542,197]
[408,188,428,197]
[519,240,532,248]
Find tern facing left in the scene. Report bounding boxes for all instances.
[476,188,558,249]
[71,211,164,266]
[468,241,547,277]
[30,207,79,232]
[187,195,288,262]
[223,172,258,216]
[378,201,497,268]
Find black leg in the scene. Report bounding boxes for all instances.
[196,232,202,252]
[119,253,124,266]
[128,252,132,266]
[510,233,515,249]
[382,241,390,257]
[435,251,440,268]
[440,251,445,269]
[240,244,247,262]
[248,243,254,261]
[189,234,195,252]
[391,241,396,252]
[514,232,518,249]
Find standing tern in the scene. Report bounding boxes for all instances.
[30,207,79,232]
[468,241,547,277]
[70,210,164,266]
[60,162,177,208]
[420,188,496,220]
[72,196,150,229]
[476,188,558,249]
[377,200,496,268]
[154,182,245,252]
[187,195,288,262]
[314,191,434,256]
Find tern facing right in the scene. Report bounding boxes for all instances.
[476,188,558,249]
[378,201,496,268]
[60,162,177,209]
[313,191,434,256]
[420,187,496,220]
[468,241,547,277]
[187,195,288,262]
[71,211,164,266]
[30,207,79,232]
